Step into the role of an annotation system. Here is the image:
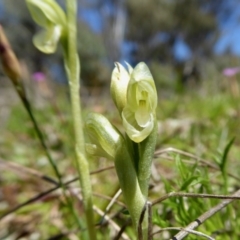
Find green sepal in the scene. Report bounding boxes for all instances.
[85,112,123,160]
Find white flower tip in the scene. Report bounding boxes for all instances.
[124,61,133,74]
[114,62,120,73]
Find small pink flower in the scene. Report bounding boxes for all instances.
[222,67,240,77]
[32,72,46,82]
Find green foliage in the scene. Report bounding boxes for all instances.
[216,137,235,175]
[153,153,240,239]
[1,79,240,239]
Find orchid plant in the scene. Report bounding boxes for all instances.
[11,0,158,239]
[86,62,158,238]
[26,0,96,239]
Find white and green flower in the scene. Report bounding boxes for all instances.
[111,62,157,143]
[26,0,67,53]
[110,62,132,113]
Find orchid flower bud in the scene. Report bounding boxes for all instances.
[26,0,67,54]
[85,112,123,160]
[122,62,157,143]
[110,62,132,113]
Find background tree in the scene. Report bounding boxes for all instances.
[0,0,237,90]
[125,0,224,63]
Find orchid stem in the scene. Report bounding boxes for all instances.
[65,1,96,239]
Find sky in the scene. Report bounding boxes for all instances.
[214,0,240,55]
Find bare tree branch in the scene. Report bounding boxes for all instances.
[171,189,240,240]
[152,227,214,240]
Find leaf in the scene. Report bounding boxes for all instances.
[219,137,235,174]
[180,176,199,191]
[175,154,187,181]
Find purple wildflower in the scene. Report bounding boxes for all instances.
[32,72,46,82]
[222,67,240,77]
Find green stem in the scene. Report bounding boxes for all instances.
[19,94,61,182]
[65,1,96,239]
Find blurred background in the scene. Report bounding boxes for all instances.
[1,0,240,97]
[2,1,240,239]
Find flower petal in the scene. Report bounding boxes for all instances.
[26,0,66,27]
[135,101,151,127]
[111,62,130,112]
[132,62,155,83]
[125,61,133,74]
[127,63,157,112]
[122,107,154,143]
[33,25,61,53]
